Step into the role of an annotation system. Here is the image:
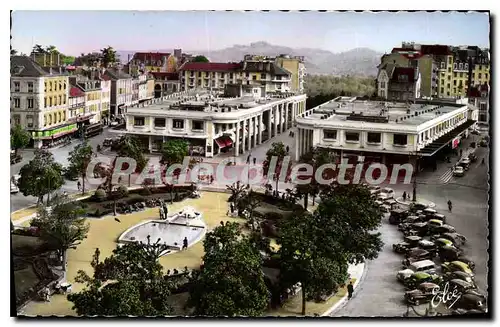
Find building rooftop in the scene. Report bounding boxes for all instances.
[300,97,467,127]
[180,62,242,72]
[125,91,303,120]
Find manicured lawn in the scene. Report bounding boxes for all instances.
[19,191,244,316]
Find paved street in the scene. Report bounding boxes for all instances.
[332,142,490,316]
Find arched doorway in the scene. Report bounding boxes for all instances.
[154,84,162,98]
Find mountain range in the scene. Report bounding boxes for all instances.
[117,41,383,77]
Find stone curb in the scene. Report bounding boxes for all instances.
[395,197,436,208]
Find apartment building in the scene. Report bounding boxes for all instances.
[241,59,292,94]
[180,62,242,91]
[377,66,421,101]
[378,43,490,100]
[150,72,182,97]
[103,68,133,117]
[10,56,73,148]
[129,49,189,74]
[100,78,111,123]
[468,83,489,128]
[249,54,306,93]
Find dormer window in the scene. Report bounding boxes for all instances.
[440,62,445,69]
[453,63,457,70]
[465,63,468,70]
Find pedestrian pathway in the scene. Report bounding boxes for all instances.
[322,262,365,316]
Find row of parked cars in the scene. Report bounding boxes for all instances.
[453,153,477,177]
[367,190,487,315]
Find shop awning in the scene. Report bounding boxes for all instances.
[215,136,233,148]
[418,120,476,156]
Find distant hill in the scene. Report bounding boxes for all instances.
[117,41,382,77]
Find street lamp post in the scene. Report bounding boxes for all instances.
[409,151,420,202]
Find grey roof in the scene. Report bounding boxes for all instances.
[10,56,47,77]
[104,68,132,80]
[243,61,291,76]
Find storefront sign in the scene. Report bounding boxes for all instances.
[32,123,77,139]
[451,137,460,149]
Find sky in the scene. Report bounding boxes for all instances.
[11,11,490,56]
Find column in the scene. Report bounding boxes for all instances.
[267,109,272,141]
[273,106,278,137]
[280,104,285,133]
[285,103,289,131]
[247,118,251,151]
[235,120,240,156]
[295,128,300,161]
[148,136,153,153]
[258,114,263,144]
[252,117,257,148]
[242,119,247,152]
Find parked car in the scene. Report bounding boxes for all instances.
[408,259,437,275]
[468,153,478,163]
[460,157,471,166]
[404,235,422,248]
[444,271,476,287]
[402,249,434,267]
[10,182,19,194]
[451,308,485,315]
[438,245,463,262]
[457,161,469,171]
[441,232,467,247]
[403,222,428,237]
[453,166,465,177]
[402,215,423,224]
[432,224,456,235]
[377,192,393,202]
[397,269,415,282]
[434,238,455,249]
[456,256,476,271]
[448,279,476,294]
[418,239,435,250]
[454,293,487,313]
[380,187,395,197]
[405,282,440,305]
[432,213,447,224]
[404,272,442,290]
[442,261,474,277]
[393,242,412,254]
[428,219,444,230]
[410,202,429,211]
[406,248,435,260]
[390,209,409,225]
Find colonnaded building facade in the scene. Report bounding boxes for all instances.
[118,87,307,158]
[295,96,478,170]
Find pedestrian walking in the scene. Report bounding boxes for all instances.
[182,237,188,250]
[402,191,407,201]
[230,203,234,213]
[163,203,169,217]
[246,154,251,164]
[77,180,81,191]
[286,145,290,153]
[159,206,164,220]
[210,175,214,184]
[347,282,354,300]
[447,200,453,213]
[253,157,257,165]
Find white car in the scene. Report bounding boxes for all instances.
[453,166,465,177]
[10,182,19,194]
[460,158,471,165]
[397,269,415,282]
[378,192,393,201]
[381,187,395,196]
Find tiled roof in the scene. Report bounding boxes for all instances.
[69,86,85,97]
[180,62,242,72]
[132,52,170,62]
[10,56,48,77]
[243,61,290,76]
[150,72,180,80]
[390,67,417,83]
[420,45,452,56]
[104,68,132,80]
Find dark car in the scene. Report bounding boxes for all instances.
[468,153,478,162]
[404,235,422,248]
[444,271,476,287]
[439,245,463,262]
[405,282,439,305]
[393,242,412,254]
[410,202,429,211]
[441,232,467,246]
[448,279,476,293]
[404,273,442,290]
[389,209,409,225]
[431,224,456,235]
[402,249,434,267]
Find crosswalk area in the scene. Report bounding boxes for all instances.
[436,147,476,184]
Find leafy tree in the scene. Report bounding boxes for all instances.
[187,222,269,316]
[237,190,262,231]
[67,237,176,316]
[66,141,94,194]
[294,147,336,209]
[192,55,209,63]
[262,142,291,193]
[32,197,89,270]
[10,48,18,56]
[74,52,101,67]
[316,183,384,264]
[226,181,248,203]
[278,211,348,315]
[116,135,147,173]
[10,124,31,156]
[32,44,47,54]
[161,139,189,166]
[95,159,119,215]
[101,46,118,67]
[45,45,58,54]
[18,150,64,205]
